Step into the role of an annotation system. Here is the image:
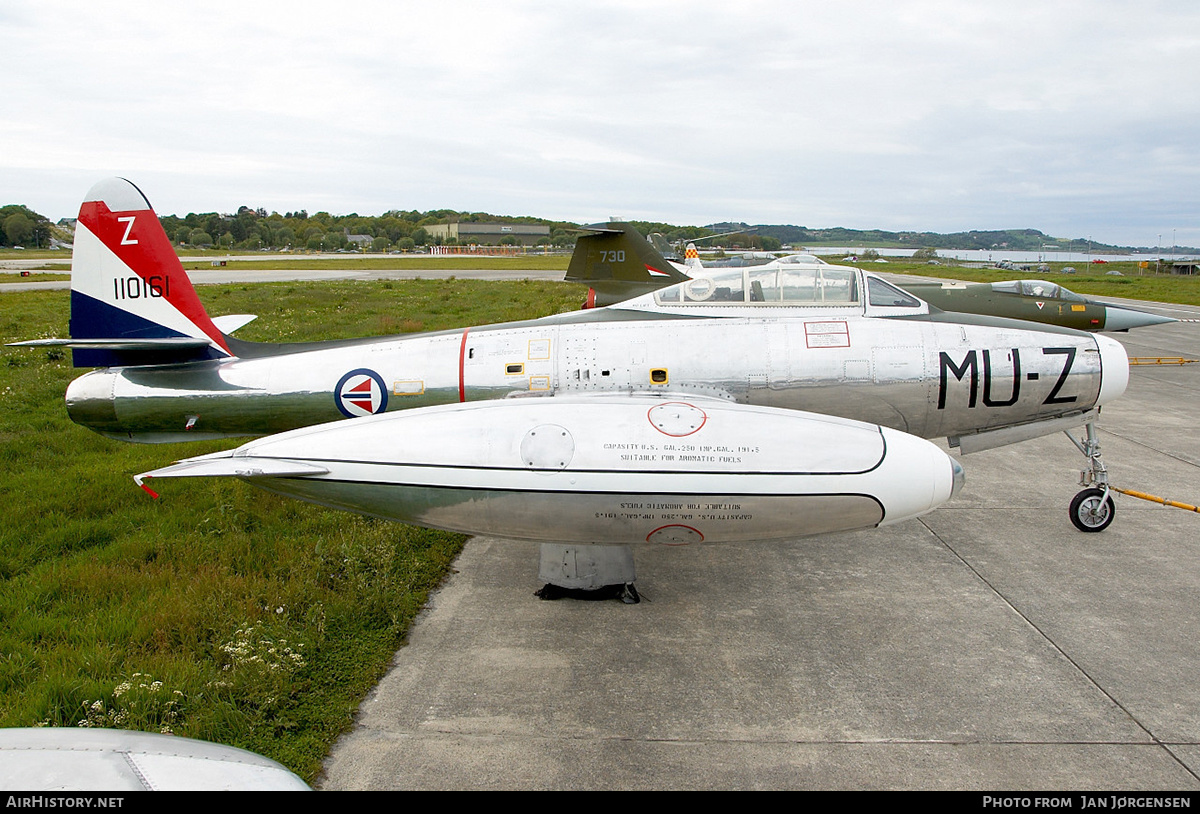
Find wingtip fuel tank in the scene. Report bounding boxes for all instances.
[138,396,964,543]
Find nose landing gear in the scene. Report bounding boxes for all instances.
[1066,419,1115,532]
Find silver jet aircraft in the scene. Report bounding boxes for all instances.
[15,178,1129,537]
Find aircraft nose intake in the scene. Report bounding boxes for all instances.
[1094,333,1129,407]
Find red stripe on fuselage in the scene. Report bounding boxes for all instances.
[78,200,231,354]
[458,327,471,402]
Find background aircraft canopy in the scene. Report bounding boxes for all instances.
[991,280,1086,301]
[772,254,828,265]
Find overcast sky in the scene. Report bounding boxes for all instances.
[2,1,1198,248]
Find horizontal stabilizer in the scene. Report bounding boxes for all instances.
[212,314,258,334]
[10,314,261,355]
[9,337,213,351]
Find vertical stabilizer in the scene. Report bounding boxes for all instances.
[564,223,691,307]
[69,178,232,367]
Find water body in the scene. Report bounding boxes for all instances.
[804,246,1200,264]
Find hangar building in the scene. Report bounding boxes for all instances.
[423,222,550,246]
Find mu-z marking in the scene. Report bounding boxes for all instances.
[938,347,1079,410]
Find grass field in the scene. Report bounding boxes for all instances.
[179,255,572,272]
[0,277,584,783]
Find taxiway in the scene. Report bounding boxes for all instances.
[318,295,1200,790]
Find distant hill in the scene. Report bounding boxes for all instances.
[705,222,1176,255]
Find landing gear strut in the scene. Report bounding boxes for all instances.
[1065,419,1116,532]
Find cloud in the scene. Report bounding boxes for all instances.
[2,1,1198,246]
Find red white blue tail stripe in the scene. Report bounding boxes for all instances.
[69,178,232,367]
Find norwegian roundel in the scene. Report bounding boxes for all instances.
[335,369,389,418]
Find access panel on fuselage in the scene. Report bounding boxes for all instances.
[459,326,557,400]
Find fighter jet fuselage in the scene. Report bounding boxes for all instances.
[66,307,1123,447]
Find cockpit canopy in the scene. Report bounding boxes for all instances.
[990,280,1087,302]
[652,265,920,309]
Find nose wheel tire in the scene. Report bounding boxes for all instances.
[1070,488,1115,532]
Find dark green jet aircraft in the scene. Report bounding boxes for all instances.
[899,278,1175,332]
[565,224,1176,332]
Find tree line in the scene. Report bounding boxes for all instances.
[0,199,750,255]
[156,207,586,252]
[1,205,54,248]
[8,197,1153,255]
